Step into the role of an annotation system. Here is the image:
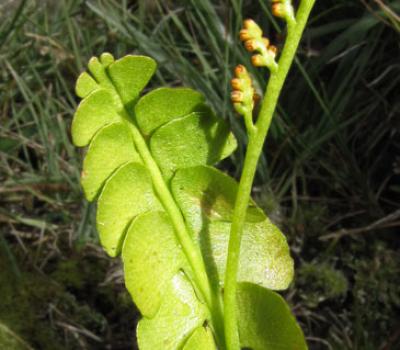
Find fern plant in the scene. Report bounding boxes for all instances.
[71,1,315,349]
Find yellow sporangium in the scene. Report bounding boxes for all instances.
[239,19,278,71]
[230,65,256,116]
[272,0,296,23]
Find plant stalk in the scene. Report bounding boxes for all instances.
[126,121,226,348]
[223,1,316,349]
[102,59,227,347]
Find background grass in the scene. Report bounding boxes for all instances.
[1,0,399,349]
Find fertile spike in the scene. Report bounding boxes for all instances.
[231,64,257,117]
[238,19,278,70]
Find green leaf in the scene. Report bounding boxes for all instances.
[137,272,209,350]
[81,122,141,201]
[122,211,187,317]
[135,87,205,136]
[237,283,307,350]
[150,112,237,179]
[97,162,162,257]
[171,165,265,231]
[72,53,299,349]
[183,327,217,349]
[172,166,294,290]
[73,54,156,147]
[99,52,114,66]
[71,89,120,147]
[75,72,98,98]
[203,220,293,291]
[75,53,115,98]
[108,55,156,107]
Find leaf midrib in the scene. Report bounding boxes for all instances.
[102,71,226,347]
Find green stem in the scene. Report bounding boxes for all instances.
[127,122,212,303]
[243,110,256,136]
[126,120,226,347]
[110,98,214,312]
[223,1,316,349]
[109,82,226,346]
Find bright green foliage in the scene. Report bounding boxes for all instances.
[183,327,217,349]
[237,283,307,350]
[137,273,210,349]
[172,166,294,291]
[122,211,187,318]
[81,122,141,201]
[97,163,162,257]
[72,53,304,349]
[150,112,236,179]
[135,88,205,135]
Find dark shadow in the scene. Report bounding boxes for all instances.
[199,185,220,292]
[197,104,233,166]
[198,182,227,346]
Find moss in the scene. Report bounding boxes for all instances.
[0,253,67,350]
[297,262,348,307]
[51,259,85,289]
[0,322,32,350]
[351,243,400,349]
[0,251,112,350]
